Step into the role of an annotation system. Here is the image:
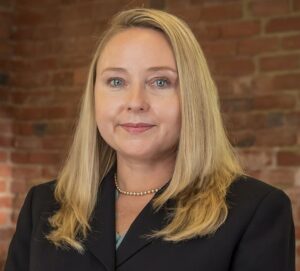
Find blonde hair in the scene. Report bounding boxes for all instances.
[46,7,244,253]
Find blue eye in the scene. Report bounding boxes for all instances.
[153,78,170,88]
[107,78,124,88]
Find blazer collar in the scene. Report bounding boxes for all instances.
[85,163,172,270]
[85,164,116,271]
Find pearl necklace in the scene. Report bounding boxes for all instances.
[114,173,163,196]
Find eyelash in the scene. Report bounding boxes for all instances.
[106,77,172,89]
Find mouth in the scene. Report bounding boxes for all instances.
[120,123,155,134]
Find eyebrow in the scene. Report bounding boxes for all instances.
[100,66,178,75]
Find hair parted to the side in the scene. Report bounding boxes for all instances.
[45,7,244,253]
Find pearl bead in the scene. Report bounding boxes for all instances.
[114,173,163,196]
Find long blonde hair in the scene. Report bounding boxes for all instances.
[46,7,244,253]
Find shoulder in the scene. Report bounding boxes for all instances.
[228,174,291,203]
[225,174,292,221]
[30,179,57,203]
[26,179,59,221]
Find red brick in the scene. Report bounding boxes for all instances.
[286,111,300,127]
[0,181,7,193]
[0,19,10,39]
[11,26,34,40]
[0,165,11,177]
[198,3,242,21]
[214,79,234,97]
[237,37,279,55]
[278,151,300,166]
[11,151,61,165]
[33,25,60,40]
[295,0,300,10]
[0,135,14,147]
[54,37,95,57]
[60,3,94,22]
[42,136,71,150]
[224,112,271,131]
[256,128,297,147]
[220,21,261,38]
[253,94,296,110]
[282,34,300,50]
[14,136,42,149]
[0,105,13,119]
[253,73,300,92]
[273,73,300,90]
[15,121,75,136]
[252,169,296,189]
[42,166,59,179]
[9,58,31,72]
[51,71,74,86]
[12,91,53,105]
[74,67,88,85]
[59,21,97,39]
[221,98,252,113]
[12,166,42,179]
[13,41,37,56]
[0,196,12,208]
[16,0,60,5]
[10,72,51,88]
[260,54,300,71]
[201,40,237,57]
[213,59,255,76]
[31,57,58,71]
[0,41,12,56]
[237,149,273,170]
[59,55,89,69]
[29,152,62,165]
[0,151,8,162]
[11,152,29,164]
[11,180,28,194]
[54,91,82,105]
[296,225,300,239]
[0,211,9,225]
[166,0,189,9]
[266,16,300,33]
[14,8,44,26]
[249,0,290,16]
[228,130,256,147]
[193,25,220,41]
[13,122,33,136]
[15,106,76,121]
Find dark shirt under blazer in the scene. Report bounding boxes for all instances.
[4,165,295,271]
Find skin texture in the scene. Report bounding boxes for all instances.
[94,27,181,235]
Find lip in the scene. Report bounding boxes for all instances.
[120,122,155,127]
[120,123,155,134]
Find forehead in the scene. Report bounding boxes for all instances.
[97,27,177,69]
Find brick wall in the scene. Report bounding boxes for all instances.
[0,0,14,268]
[0,0,299,270]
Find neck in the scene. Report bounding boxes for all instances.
[115,153,176,192]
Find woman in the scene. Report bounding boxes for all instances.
[4,7,295,271]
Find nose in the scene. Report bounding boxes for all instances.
[126,84,150,112]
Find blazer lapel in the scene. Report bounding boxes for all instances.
[85,162,173,270]
[116,180,173,267]
[85,164,117,271]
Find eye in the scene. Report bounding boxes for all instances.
[107,77,124,88]
[152,78,171,88]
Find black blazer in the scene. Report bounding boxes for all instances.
[4,165,295,271]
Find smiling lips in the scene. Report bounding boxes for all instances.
[120,122,155,133]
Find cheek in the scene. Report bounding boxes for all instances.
[95,96,114,134]
[160,97,181,127]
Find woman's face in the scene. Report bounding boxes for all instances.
[94,27,181,162]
